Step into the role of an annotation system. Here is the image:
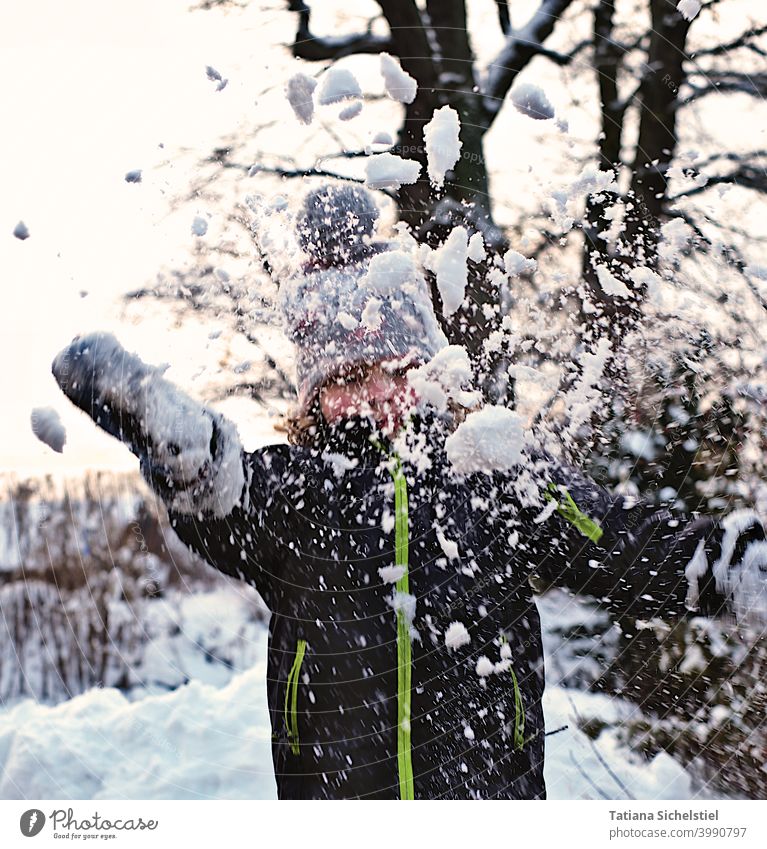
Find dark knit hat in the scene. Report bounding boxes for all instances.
[281,184,447,416]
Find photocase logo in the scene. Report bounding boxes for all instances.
[20,809,46,837]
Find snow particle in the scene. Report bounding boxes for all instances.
[124,170,142,184]
[13,221,29,240]
[595,264,632,298]
[31,407,67,453]
[205,65,228,91]
[503,249,537,279]
[339,101,363,121]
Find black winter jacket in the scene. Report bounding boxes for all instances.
[165,413,767,800]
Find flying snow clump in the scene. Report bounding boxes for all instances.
[316,67,362,105]
[339,101,363,121]
[504,249,537,279]
[365,153,421,189]
[445,405,526,475]
[595,264,632,298]
[510,81,555,120]
[676,0,701,21]
[205,65,228,91]
[31,407,67,453]
[13,221,29,240]
[424,105,462,188]
[380,53,417,104]
[191,216,208,237]
[286,72,317,125]
[407,345,481,412]
[444,621,471,651]
[425,225,469,316]
[659,218,693,262]
[467,232,486,263]
[362,250,417,293]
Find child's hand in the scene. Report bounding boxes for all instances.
[52,332,244,515]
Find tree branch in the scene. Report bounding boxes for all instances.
[286,1,391,61]
[483,0,578,122]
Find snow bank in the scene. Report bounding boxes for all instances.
[510,81,555,120]
[286,72,317,125]
[364,152,421,189]
[380,53,417,104]
[30,407,66,453]
[445,405,526,474]
[424,106,462,188]
[0,655,276,800]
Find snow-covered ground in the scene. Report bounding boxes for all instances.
[0,585,696,801]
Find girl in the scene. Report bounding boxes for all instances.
[52,184,767,799]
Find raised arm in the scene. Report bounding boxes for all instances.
[51,332,285,608]
[522,458,767,628]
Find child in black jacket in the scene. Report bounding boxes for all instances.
[52,185,767,799]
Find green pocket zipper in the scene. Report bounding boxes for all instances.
[284,638,307,756]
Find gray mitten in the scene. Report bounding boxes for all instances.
[52,332,245,517]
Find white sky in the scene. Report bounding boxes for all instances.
[0,0,296,473]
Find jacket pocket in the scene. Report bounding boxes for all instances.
[284,638,307,756]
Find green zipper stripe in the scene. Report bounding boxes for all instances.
[510,666,526,750]
[545,484,604,543]
[284,638,307,756]
[391,455,414,800]
[500,635,526,751]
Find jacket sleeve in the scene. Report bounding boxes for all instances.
[51,331,289,609]
[522,460,767,627]
[166,445,291,612]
